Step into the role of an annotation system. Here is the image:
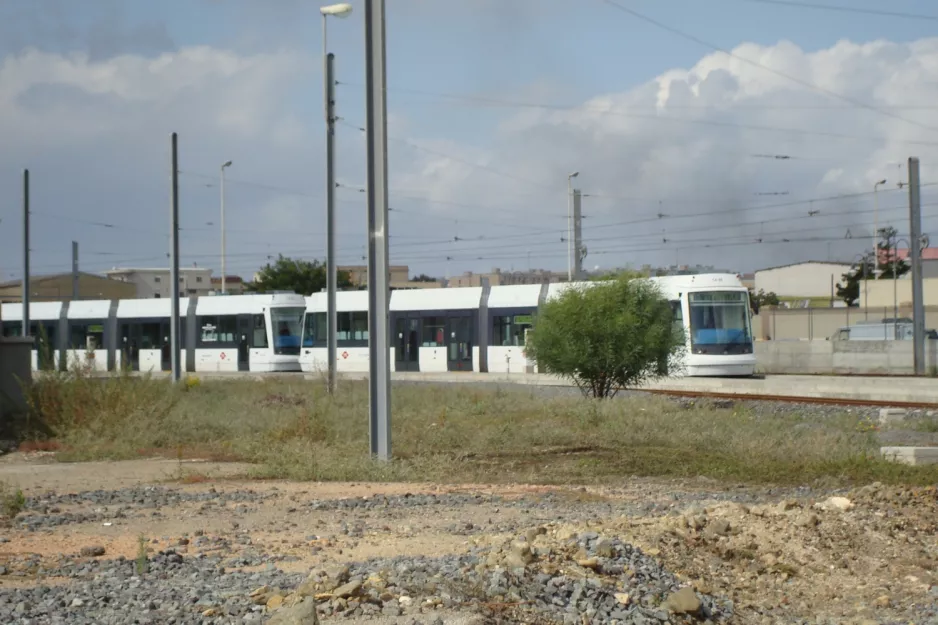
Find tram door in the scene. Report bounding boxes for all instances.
[119,322,141,371]
[237,315,252,372]
[445,315,473,371]
[394,316,420,372]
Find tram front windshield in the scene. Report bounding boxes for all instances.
[687,291,752,354]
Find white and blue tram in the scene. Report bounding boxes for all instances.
[0,293,307,373]
[1,274,755,377]
[299,273,755,377]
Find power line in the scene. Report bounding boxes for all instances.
[336,81,938,147]
[600,0,938,133]
[733,0,938,21]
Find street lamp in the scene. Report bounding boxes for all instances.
[321,2,352,396]
[220,160,232,295]
[567,171,579,281]
[873,178,887,277]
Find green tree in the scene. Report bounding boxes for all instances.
[247,255,352,295]
[748,289,779,313]
[836,228,911,306]
[524,275,685,398]
[411,273,437,282]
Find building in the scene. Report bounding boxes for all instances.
[104,267,217,298]
[878,247,938,279]
[754,261,853,299]
[338,265,442,290]
[0,272,137,303]
[446,268,568,288]
[211,275,246,294]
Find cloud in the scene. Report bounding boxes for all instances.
[5,30,938,284]
[387,37,938,273]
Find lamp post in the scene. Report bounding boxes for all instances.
[892,237,911,335]
[567,171,579,281]
[220,160,232,294]
[854,252,870,316]
[320,2,352,395]
[873,178,887,278]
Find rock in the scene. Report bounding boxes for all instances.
[79,546,106,557]
[595,538,615,558]
[265,597,319,624]
[663,586,702,616]
[614,592,631,605]
[333,580,362,599]
[705,519,731,537]
[266,594,285,609]
[506,541,535,568]
[816,496,855,512]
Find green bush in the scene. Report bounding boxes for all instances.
[524,275,685,398]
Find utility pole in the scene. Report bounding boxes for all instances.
[566,171,579,281]
[325,52,338,395]
[22,169,30,337]
[908,157,925,375]
[364,0,391,460]
[573,189,584,279]
[71,241,79,300]
[170,133,181,383]
[220,160,232,294]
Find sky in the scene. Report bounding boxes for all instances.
[2,0,938,283]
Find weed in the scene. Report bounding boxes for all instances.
[135,534,148,576]
[0,480,26,519]
[19,374,938,487]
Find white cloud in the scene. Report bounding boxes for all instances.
[387,37,938,273]
[5,34,938,281]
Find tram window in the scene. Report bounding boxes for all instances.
[253,315,268,348]
[140,323,162,349]
[494,316,511,346]
[70,323,104,350]
[494,315,533,346]
[350,312,368,341]
[198,315,237,345]
[1,322,21,337]
[423,317,444,347]
[337,313,351,341]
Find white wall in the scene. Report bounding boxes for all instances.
[754,262,851,298]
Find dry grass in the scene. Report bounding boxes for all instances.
[19,370,938,486]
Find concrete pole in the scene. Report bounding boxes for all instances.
[325,51,338,395]
[908,157,925,374]
[573,189,583,279]
[71,241,79,300]
[364,0,391,460]
[22,169,30,337]
[170,133,181,383]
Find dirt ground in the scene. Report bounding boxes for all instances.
[1,452,936,624]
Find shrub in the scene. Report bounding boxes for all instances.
[524,275,685,398]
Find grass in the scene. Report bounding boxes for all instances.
[0,480,26,520]
[17,368,938,487]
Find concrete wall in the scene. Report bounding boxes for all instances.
[756,339,938,375]
[754,262,852,298]
[754,305,938,340]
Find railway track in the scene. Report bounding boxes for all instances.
[640,388,938,409]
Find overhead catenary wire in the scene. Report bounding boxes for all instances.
[600,0,938,134]
[732,0,938,21]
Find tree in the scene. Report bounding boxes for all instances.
[835,228,911,306]
[524,275,686,398]
[749,289,779,312]
[411,274,437,282]
[246,255,352,295]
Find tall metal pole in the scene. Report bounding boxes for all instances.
[22,169,30,337]
[364,0,391,460]
[909,157,925,374]
[170,133,181,382]
[567,177,572,281]
[220,161,231,294]
[325,50,338,395]
[573,189,583,280]
[72,241,79,300]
